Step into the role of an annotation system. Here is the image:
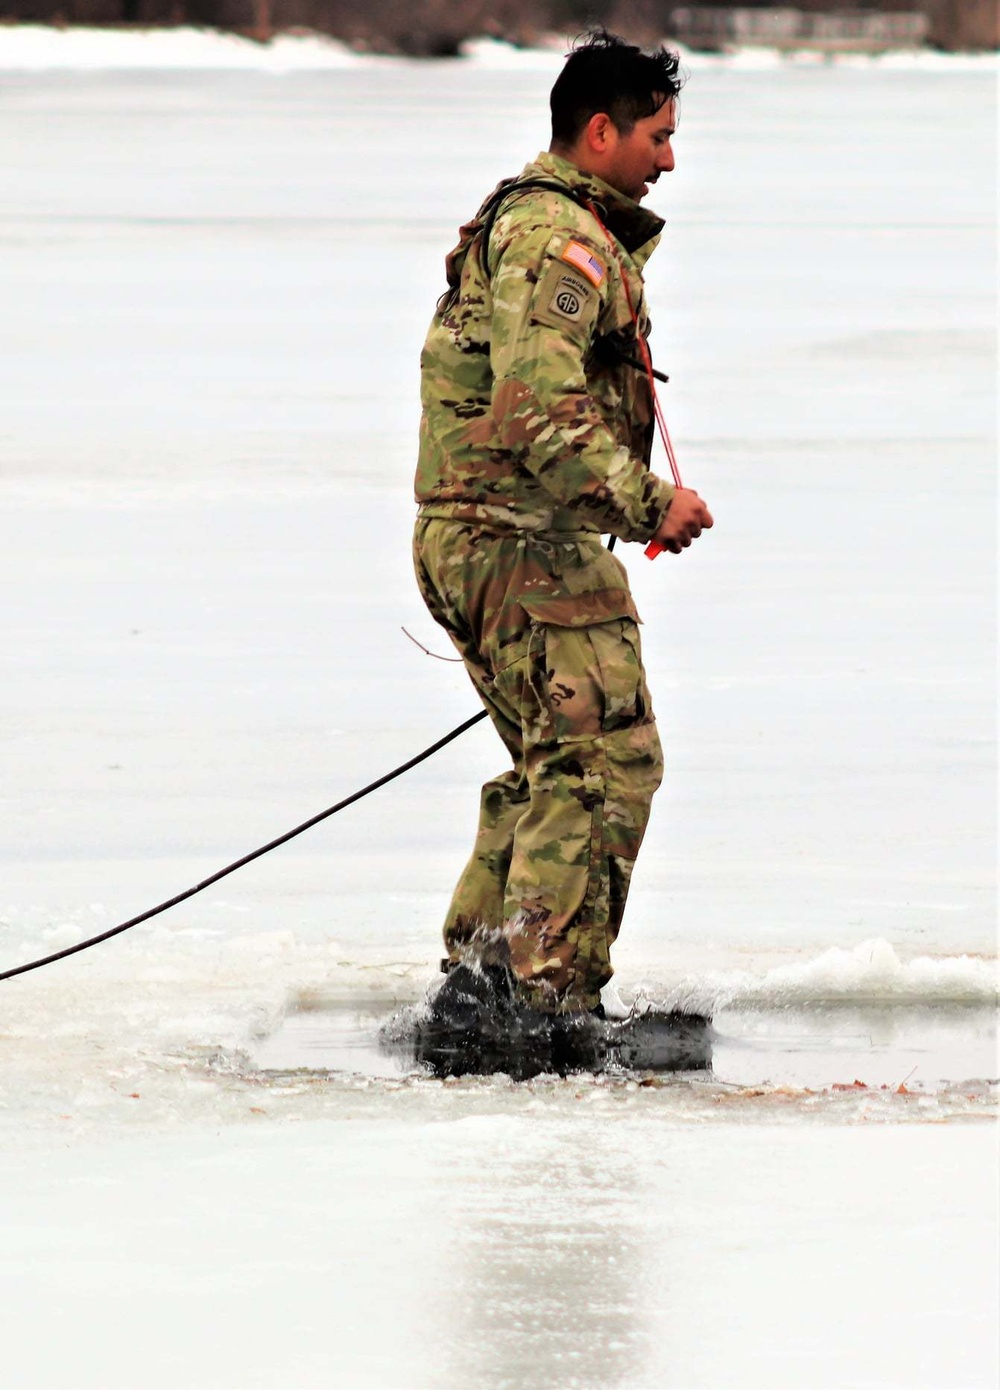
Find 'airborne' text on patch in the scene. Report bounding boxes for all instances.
[547,272,591,322]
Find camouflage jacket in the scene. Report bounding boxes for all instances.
[414,151,675,544]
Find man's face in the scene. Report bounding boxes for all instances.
[603,98,677,203]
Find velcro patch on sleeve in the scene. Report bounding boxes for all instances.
[530,261,600,332]
[560,240,605,288]
[546,272,591,322]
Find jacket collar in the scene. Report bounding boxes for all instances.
[526,151,665,256]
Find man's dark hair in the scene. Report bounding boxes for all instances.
[550,30,684,146]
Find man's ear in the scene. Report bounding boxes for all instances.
[583,112,616,155]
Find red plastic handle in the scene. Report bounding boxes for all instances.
[644,541,664,560]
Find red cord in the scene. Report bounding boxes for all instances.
[585,202,682,557]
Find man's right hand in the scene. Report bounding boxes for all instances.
[651,488,714,553]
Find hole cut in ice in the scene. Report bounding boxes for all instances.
[248,993,997,1091]
[249,991,714,1081]
[710,1002,998,1092]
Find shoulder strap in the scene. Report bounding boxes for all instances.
[478,179,601,280]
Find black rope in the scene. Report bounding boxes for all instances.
[0,710,489,983]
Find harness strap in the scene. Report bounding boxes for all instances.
[584,199,683,492]
[477,178,600,280]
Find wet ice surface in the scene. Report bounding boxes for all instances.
[1,1117,994,1390]
[0,33,997,1390]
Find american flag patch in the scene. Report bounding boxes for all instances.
[560,240,605,288]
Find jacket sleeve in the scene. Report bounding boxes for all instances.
[489,225,674,542]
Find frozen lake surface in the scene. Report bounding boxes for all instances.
[0,31,996,1389]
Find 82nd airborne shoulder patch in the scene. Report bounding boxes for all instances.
[547,271,591,322]
[531,259,600,332]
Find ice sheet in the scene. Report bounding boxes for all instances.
[0,1120,996,1390]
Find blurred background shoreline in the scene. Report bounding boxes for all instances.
[0,0,996,56]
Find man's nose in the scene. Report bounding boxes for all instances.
[657,143,675,173]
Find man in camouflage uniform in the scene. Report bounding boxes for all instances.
[413,33,713,1017]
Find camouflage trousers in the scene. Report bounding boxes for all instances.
[413,515,664,1014]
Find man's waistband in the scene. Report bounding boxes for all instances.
[416,499,599,540]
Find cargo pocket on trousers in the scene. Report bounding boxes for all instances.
[519,587,650,741]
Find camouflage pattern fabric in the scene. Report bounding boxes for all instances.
[415,151,676,544]
[413,152,673,1013]
[414,518,664,1014]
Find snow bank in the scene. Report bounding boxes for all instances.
[0,24,362,71]
[636,938,1000,1016]
[0,25,995,73]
